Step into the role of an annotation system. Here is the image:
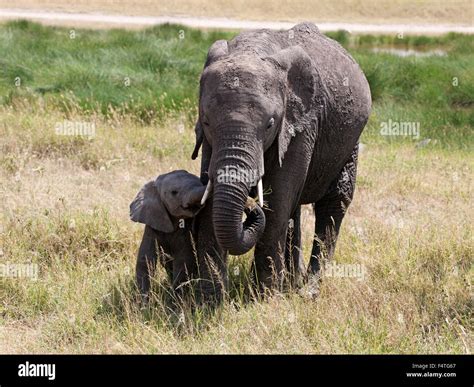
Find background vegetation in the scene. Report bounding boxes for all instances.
[1,21,472,147]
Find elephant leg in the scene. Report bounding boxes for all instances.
[172,257,191,292]
[171,233,198,293]
[253,179,306,291]
[253,212,288,291]
[285,205,306,287]
[308,144,358,276]
[136,225,160,299]
[193,138,229,304]
[195,200,228,304]
[254,134,314,291]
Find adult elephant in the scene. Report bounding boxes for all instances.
[191,22,371,299]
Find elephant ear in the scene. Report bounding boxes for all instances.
[204,39,228,67]
[191,40,229,160]
[130,178,175,233]
[267,46,327,166]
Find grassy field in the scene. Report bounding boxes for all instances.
[2,0,472,25]
[0,21,472,353]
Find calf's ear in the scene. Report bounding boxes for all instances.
[130,179,175,233]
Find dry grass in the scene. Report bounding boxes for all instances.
[1,0,472,25]
[0,105,472,353]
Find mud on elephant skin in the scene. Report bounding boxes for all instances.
[192,22,371,295]
[130,170,205,299]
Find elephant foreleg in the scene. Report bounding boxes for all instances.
[136,225,160,299]
[171,232,198,293]
[253,184,304,292]
[253,214,287,292]
[195,200,228,304]
[254,134,314,292]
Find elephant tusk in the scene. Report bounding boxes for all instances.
[257,179,264,205]
[201,180,212,205]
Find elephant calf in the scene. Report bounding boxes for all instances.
[130,170,205,299]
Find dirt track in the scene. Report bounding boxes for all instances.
[1,8,473,34]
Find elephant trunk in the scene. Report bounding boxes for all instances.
[184,185,206,211]
[211,132,266,255]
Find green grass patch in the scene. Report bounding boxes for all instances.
[0,20,472,148]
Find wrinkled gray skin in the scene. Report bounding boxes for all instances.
[130,170,205,298]
[192,22,371,299]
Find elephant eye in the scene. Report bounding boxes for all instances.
[171,190,178,196]
[267,117,275,129]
